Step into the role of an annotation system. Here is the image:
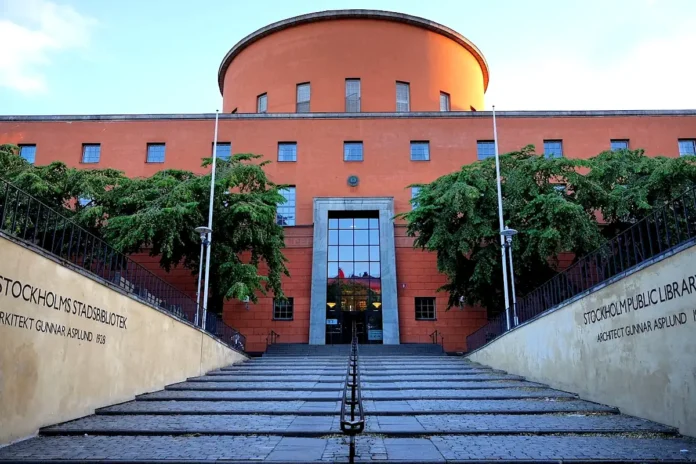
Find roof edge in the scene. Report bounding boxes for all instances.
[217,9,491,94]
[2,110,696,122]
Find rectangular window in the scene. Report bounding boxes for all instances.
[345,79,361,112]
[678,139,696,156]
[439,92,450,111]
[611,139,629,151]
[146,143,166,163]
[277,187,296,226]
[214,142,232,160]
[544,140,563,159]
[296,83,310,113]
[257,93,268,113]
[410,141,430,161]
[477,141,495,160]
[278,142,297,162]
[273,297,294,320]
[343,141,363,161]
[411,186,421,209]
[81,144,101,163]
[19,144,36,164]
[396,81,410,112]
[415,297,436,320]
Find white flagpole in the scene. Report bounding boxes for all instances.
[201,109,220,329]
[492,105,511,331]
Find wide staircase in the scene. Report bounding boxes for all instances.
[1,344,693,462]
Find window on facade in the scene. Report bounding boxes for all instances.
[214,142,231,160]
[257,93,268,113]
[611,139,629,151]
[396,81,410,112]
[678,139,696,156]
[273,298,294,320]
[345,79,361,113]
[276,187,296,226]
[19,144,36,164]
[415,297,436,320]
[410,141,430,161]
[411,186,421,209]
[343,141,363,161]
[544,140,564,159]
[146,143,166,163]
[439,92,450,111]
[477,141,495,160]
[296,83,310,113]
[82,144,101,163]
[278,142,297,162]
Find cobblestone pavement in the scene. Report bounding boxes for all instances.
[1,347,694,462]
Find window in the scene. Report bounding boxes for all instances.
[277,187,296,226]
[411,186,421,209]
[439,92,450,111]
[410,141,430,161]
[278,142,297,162]
[296,83,310,113]
[78,197,92,207]
[345,79,361,112]
[477,141,495,160]
[611,139,629,151]
[415,297,436,320]
[678,139,696,156]
[344,142,363,161]
[214,142,231,160]
[19,144,36,164]
[146,143,166,163]
[544,140,563,159]
[396,81,410,112]
[257,93,268,113]
[82,144,101,163]
[273,298,294,320]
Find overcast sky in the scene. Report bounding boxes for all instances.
[1,0,695,114]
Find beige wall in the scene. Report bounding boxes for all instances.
[468,245,696,437]
[0,236,247,445]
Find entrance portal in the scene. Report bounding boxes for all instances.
[325,213,383,344]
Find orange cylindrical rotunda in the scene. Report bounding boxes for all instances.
[218,10,489,113]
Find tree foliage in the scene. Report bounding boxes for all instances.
[1,144,289,314]
[398,146,696,315]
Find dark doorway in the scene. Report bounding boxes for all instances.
[325,213,383,344]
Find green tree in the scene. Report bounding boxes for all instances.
[397,145,604,315]
[98,154,289,313]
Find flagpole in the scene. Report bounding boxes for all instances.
[201,109,220,330]
[492,105,511,331]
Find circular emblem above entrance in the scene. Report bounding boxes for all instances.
[347,175,359,187]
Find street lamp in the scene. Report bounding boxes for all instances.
[501,227,519,326]
[194,226,212,327]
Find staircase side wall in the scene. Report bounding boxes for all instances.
[0,236,247,445]
[467,244,696,437]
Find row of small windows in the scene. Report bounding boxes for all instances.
[271,296,437,321]
[16,139,696,166]
[255,80,452,113]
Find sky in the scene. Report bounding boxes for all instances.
[1,0,695,115]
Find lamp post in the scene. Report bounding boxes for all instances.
[492,105,512,331]
[194,226,212,327]
[501,227,519,327]
[201,109,221,330]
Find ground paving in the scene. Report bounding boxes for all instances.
[1,344,694,462]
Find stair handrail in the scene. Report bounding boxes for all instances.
[340,320,365,461]
[266,330,280,347]
[430,330,444,348]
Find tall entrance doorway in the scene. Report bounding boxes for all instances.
[325,212,383,344]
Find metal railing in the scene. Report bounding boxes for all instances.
[266,330,280,347]
[467,185,696,351]
[430,329,444,349]
[340,320,365,462]
[0,178,246,352]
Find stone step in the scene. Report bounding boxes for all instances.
[98,399,618,416]
[137,390,343,402]
[41,413,673,436]
[168,381,343,391]
[361,388,576,400]
[211,368,492,375]
[3,435,692,462]
[187,378,541,390]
